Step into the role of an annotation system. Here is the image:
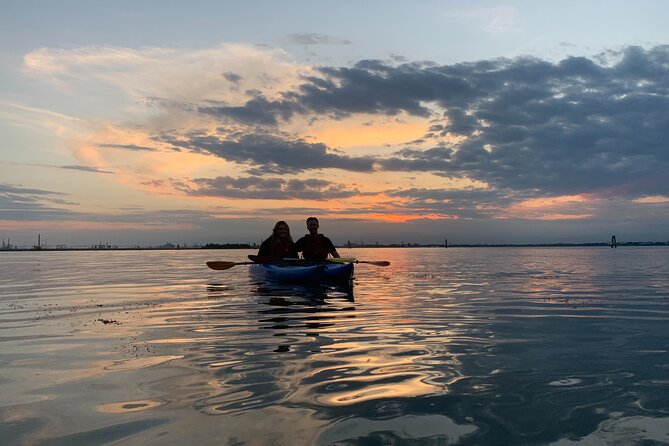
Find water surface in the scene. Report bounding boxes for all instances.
[1,247,668,445]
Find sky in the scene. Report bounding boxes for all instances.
[2,0,669,247]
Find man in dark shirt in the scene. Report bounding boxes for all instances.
[294,217,341,261]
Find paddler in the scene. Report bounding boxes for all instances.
[295,217,341,260]
[257,221,298,260]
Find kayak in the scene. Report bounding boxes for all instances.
[249,260,354,283]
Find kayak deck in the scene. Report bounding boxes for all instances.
[250,260,354,283]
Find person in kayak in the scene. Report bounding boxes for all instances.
[295,217,341,260]
[257,221,298,260]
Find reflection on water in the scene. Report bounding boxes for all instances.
[1,248,669,445]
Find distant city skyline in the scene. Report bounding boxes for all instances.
[2,232,667,251]
[2,1,669,246]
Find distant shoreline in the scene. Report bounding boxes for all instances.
[1,241,667,252]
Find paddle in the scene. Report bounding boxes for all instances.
[258,256,390,266]
[328,258,390,266]
[206,261,257,270]
[208,257,309,270]
[207,257,390,270]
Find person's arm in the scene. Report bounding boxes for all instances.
[294,236,305,254]
[258,239,270,256]
[325,237,340,258]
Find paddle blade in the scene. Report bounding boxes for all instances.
[206,261,237,270]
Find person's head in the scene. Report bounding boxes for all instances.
[272,221,291,240]
[306,217,319,235]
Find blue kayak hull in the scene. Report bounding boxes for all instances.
[250,261,354,282]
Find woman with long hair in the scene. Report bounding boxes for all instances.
[257,221,298,260]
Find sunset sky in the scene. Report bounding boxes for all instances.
[2,0,669,247]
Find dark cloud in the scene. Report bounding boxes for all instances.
[381,146,454,171]
[0,183,74,220]
[61,165,114,174]
[223,71,242,83]
[181,176,362,200]
[161,45,669,201]
[284,33,352,46]
[378,187,513,219]
[97,143,159,152]
[0,183,62,196]
[155,132,375,174]
[199,94,298,125]
[288,45,669,200]
[0,182,227,226]
[138,96,197,112]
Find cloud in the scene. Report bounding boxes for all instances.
[60,165,114,174]
[0,182,227,228]
[223,71,243,83]
[154,131,376,174]
[199,94,296,125]
[284,33,352,46]
[23,43,307,105]
[0,100,87,123]
[133,44,669,207]
[445,5,522,35]
[0,183,62,197]
[381,47,669,199]
[195,59,476,124]
[181,176,362,200]
[374,187,510,219]
[0,183,75,220]
[207,45,667,201]
[97,143,160,152]
[18,162,116,175]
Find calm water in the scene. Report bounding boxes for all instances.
[1,247,669,445]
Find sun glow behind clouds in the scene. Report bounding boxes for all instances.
[302,113,429,152]
[507,195,594,220]
[635,196,669,204]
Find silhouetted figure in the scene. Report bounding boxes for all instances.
[611,235,617,248]
[445,237,448,248]
[295,217,340,260]
[258,221,298,259]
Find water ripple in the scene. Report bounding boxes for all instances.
[1,247,669,444]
